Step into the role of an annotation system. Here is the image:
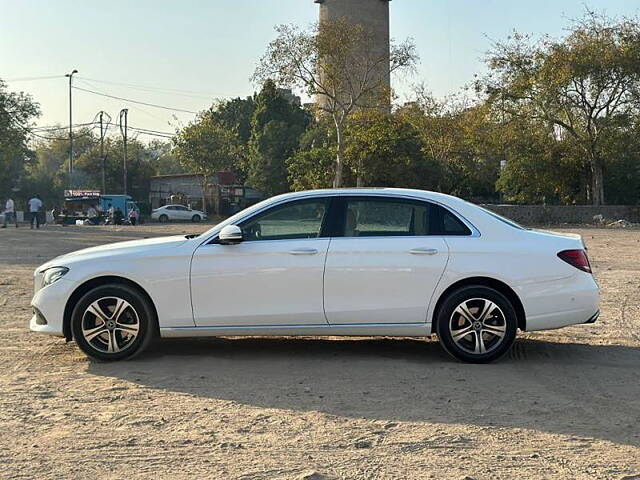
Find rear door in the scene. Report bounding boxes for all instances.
[323,196,450,325]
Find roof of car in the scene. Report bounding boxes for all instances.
[269,188,462,204]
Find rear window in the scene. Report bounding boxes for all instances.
[474,205,525,230]
[339,197,472,237]
[429,204,472,236]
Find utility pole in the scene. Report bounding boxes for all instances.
[64,69,78,186]
[119,108,129,195]
[98,111,111,194]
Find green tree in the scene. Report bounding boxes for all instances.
[344,110,441,189]
[75,136,155,202]
[483,11,640,205]
[246,80,310,195]
[0,79,40,200]
[399,92,501,200]
[173,113,242,211]
[210,96,256,145]
[286,119,336,190]
[148,140,182,176]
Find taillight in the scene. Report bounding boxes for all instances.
[557,249,592,273]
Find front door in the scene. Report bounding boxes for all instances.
[191,198,332,326]
[323,196,450,325]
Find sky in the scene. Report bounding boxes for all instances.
[1,0,639,139]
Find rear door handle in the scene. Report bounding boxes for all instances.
[289,248,318,255]
[409,248,439,255]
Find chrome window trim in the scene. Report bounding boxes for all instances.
[199,191,481,246]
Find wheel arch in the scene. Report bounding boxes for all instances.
[63,275,159,341]
[431,276,526,333]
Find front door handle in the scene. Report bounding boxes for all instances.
[289,248,318,255]
[409,248,439,255]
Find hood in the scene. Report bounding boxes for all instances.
[38,235,190,270]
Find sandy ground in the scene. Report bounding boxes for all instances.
[0,223,639,480]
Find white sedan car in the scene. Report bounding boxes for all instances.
[151,204,207,223]
[30,188,599,363]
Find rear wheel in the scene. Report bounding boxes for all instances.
[436,286,517,363]
[158,214,168,223]
[71,284,156,361]
[191,214,201,223]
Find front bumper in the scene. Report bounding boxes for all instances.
[30,277,74,337]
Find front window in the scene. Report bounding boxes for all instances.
[240,199,329,241]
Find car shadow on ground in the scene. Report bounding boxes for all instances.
[88,336,640,448]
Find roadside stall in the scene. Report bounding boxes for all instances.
[58,190,103,225]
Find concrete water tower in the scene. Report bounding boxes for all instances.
[313,0,391,109]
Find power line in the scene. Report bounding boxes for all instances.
[75,77,216,100]
[4,75,65,82]
[31,122,98,132]
[72,85,199,114]
[76,76,218,100]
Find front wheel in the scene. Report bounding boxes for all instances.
[71,284,156,361]
[158,214,168,223]
[436,286,517,363]
[191,214,201,223]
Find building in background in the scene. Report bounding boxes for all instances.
[313,0,391,110]
[150,172,264,215]
[277,88,302,106]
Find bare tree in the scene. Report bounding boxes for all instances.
[254,19,418,187]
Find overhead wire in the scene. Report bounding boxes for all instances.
[75,76,217,100]
[4,75,65,82]
[72,85,199,114]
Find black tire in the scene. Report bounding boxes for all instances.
[158,214,168,223]
[191,214,201,223]
[436,286,517,363]
[71,283,156,361]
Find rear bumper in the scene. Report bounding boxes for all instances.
[583,310,599,324]
[520,272,600,332]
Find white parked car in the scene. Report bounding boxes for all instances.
[30,189,599,363]
[151,204,207,223]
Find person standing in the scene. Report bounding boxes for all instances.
[2,197,18,228]
[86,205,100,225]
[107,204,114,225]
[128,207,138,226]
[27,194,43,229]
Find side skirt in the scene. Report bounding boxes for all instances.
[160,323,433,338]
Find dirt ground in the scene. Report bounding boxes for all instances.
[0,223,639,480]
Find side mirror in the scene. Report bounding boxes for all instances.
[218,224,243,244]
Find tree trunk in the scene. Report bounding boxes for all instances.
[201,175,208,214]
[356,157,363,187]
[333,121,344,188]
[590,154,605,206]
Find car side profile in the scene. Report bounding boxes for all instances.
[30,188,600,363]
[151,204,207,223]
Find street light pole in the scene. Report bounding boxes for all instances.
[98,111,111,194]
[119,108,129,195]
[64,69,78,187]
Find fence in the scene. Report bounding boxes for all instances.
[482,204,640,225]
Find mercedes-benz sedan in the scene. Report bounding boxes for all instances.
[30,188,599,363]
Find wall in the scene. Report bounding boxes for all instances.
[482,204,640,225]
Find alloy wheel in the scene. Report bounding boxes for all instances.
[448,297,507,355]
[81,296,140,354]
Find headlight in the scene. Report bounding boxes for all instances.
[42,267,69,286]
